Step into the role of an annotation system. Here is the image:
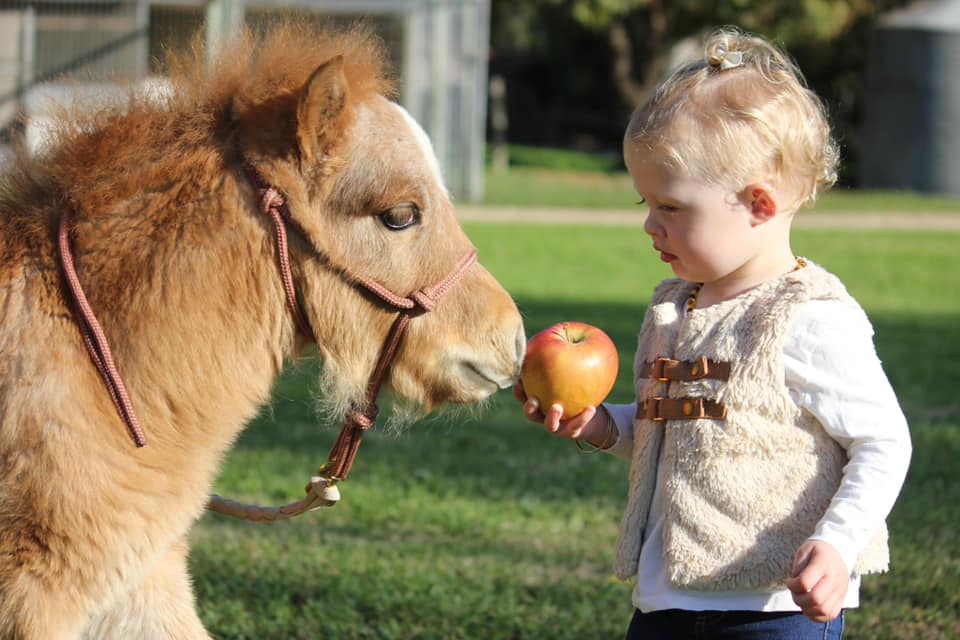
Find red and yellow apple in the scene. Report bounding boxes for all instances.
[520,321,618,419]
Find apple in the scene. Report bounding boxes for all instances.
[520,321,618,419]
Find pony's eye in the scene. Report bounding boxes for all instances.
[378,203,420,231]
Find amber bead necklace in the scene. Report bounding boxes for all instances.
[686,256,807,313]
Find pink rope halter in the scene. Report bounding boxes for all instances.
[247,172,477,481]
[58,211,147,447]
[57,169,477,521]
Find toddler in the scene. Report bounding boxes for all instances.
[515,26,911,640]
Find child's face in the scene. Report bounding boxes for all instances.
[627,154,760,285]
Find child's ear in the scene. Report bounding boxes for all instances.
[745,184,777,223]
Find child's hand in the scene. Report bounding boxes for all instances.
[512,381,597,439]
[785,540,849,622]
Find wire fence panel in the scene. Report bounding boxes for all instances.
[0,1,489,200]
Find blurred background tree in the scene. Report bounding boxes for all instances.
[489,0,914,185]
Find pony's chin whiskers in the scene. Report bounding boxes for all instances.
[380,397,424,435]
[312,364,366,426]
[311,365,427,435]
[432,396,492,425]
[378,392,493,436]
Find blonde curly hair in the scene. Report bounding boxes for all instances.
[624,26,838,211]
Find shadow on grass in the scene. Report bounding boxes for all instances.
[223,299,644,501]
[191,517,631,639]
[220,299,960,513]
[196,298,960,639]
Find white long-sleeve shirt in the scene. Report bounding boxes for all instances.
[603,299,912,612]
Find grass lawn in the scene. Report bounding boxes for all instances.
[482,165,960,213]
[193,223,959,639]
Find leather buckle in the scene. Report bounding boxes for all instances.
[645,396,666,421]
[642,356,731,381]
[680,397,705,418]
[638,396,726,421]
[689,356,709,379]
[652,357,676,381]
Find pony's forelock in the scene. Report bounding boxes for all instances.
[168,21,394,116]
[15,21,393,204]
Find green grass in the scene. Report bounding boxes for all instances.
[481,146,960,212]
[487,144,624,173]
[194,223,959,639]
[818,188,960,213]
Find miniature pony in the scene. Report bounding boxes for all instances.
[0,24,524,638]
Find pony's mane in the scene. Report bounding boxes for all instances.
[2,21,392,214]
[171,20,393,120]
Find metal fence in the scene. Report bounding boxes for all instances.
[0,0,489,200]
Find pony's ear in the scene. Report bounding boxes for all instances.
[296,56,348,164]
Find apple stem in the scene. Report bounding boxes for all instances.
[562,324,583,344]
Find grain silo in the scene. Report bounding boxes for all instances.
[860,0,960,196]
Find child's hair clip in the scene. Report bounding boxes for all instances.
[708,49,744,71]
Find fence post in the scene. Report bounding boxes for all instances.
[0,6,34,136]
[205,0,246,58]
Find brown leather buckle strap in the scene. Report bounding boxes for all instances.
[637,396,726,421]
[639,356,731,382]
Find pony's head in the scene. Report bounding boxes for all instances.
[205,24,525,418]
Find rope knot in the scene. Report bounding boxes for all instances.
[408,288,438,313]
[259,186,285,215]
[347,404,379,430]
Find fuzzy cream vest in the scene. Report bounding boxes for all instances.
[614,261,890,590]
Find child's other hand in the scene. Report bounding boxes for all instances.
[785,540,849,622]
[512,381,597,438]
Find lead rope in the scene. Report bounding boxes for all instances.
[60,180,476,522]
[58,180,477,522]
[320,248,478,482]
[208,174,477,521]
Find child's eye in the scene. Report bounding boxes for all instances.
[635,197,647,207]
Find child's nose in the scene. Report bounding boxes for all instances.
[643,213,662,237]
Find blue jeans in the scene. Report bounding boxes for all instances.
[625,608,844,640]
